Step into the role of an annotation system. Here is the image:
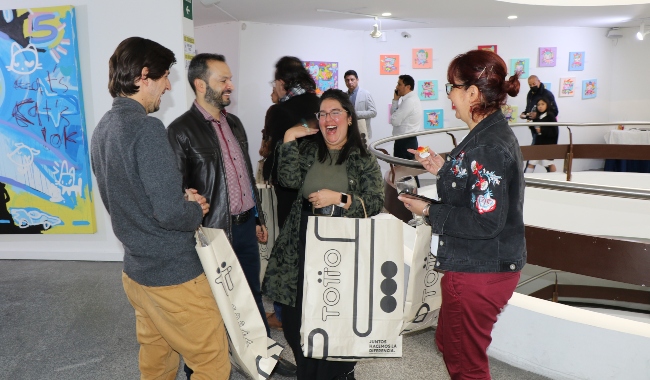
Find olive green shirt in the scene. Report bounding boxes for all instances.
[302,150,349,198]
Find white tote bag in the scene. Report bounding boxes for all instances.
[301,216,405,360]
[256,183,279,283]
[401,224,442,334]
[195,227,282,379]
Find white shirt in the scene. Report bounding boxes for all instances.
[390,91,423,136]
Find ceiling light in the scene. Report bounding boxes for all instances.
[370,17,382,38]
[382,12,392,16]
[508,15,518,20]
[637,23,650,40]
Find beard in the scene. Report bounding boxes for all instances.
[205,85,231,109]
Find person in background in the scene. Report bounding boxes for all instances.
[344,69,377,145]
[390,74,423,160]
[526,97,559,172]
[263,89,384,380]
[399,49,526,380]
[519,75,558,121]
[166,53,296,378]
[91,37,230,379]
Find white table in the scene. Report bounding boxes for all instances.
[604,129,650,145]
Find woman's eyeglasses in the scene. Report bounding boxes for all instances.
[315,109,348,120]
[445,83,466,95]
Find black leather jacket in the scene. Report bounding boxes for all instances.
[426,110,526,273]
[167,105,265,241]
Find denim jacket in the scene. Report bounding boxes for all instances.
[425,110,526,273]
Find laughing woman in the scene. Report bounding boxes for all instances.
[399,49,526,380]
[263,89,384,380]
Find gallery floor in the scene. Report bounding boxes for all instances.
[0,260,550,380]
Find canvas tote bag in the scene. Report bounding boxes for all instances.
[256,183,279,283]
[301,214,405,360]
[195,227,282,379]
[401,223,442,333]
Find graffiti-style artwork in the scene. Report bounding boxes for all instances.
[559,77,576,97]
[0,6,95,234]
[303,61,338,95]
[423,109,443,129]
[538,47,557,67]
[379,54,399,75]
[568,51,585,71]
[417,80,438,100]
[412,48,432,69]
[509,58,529,79]
[582,79,597,99]
[478,45,497,54]
[501,105,518,124]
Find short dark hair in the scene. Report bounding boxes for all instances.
[108,37,176,98]
[187,53,226,93]
[274,56,316,91]
[399,74,415,91]
[314,89,368,164]
[344,70,358,79]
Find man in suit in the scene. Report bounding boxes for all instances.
[345,70,377,145]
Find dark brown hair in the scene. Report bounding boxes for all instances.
[274,56,316,91]
[108,37,176,98]
[447,50,520,121]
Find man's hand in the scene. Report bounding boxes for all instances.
[519,112,528,120]
[185,188,210,216]
[529,111,537,120]
[393,90,400,101]
[256,225,268,243]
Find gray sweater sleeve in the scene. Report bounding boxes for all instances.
[135,119,203,231]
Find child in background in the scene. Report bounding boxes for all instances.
[526,97,559,173]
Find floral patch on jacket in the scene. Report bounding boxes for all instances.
[470,160,502,214]
[450,151,467,178]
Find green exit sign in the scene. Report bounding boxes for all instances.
[183,0,193,20]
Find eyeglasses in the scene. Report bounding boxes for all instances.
[269,80,277,87]
[445,83,466,95]
[315,109,348,120]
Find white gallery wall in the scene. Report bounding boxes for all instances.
[609,27,650,121]
[0,0,193,260]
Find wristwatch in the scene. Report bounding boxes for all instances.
[338,193,348,207]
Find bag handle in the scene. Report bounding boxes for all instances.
[357,196,368,219]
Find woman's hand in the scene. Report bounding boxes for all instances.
[398,195,429,216]
[407,146,445,175]
[283,120,319,143]
[308,189,343,208]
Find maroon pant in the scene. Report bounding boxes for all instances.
[435,271,520,380]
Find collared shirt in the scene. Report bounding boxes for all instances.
[390,91,423,136]
[348,86,359,106]
[194,101,255,215]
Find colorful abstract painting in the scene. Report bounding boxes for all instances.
[538,47,557,67]
[478,45,497,54]
[303,61,338,95]
[380,54,400,75]
[417,80,438,100]
[559,77,576,97]
[568,52,585,71]
[412,48,432,69]
[423,109,444,129]
[582,79,597,99]
[501,105,518,124]
[0,6,95,234]
[509,58,529,78]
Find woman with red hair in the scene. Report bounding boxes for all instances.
[400,50,526,379]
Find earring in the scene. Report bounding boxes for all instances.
[348,121,352,126]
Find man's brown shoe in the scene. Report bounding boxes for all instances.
[266,312,282,330]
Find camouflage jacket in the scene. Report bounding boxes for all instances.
[262,140,384,307]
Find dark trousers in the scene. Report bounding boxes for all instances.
[274,185,299,229]
[232,213,271,337]
[281,209,356,380]
[393,136,420,187]
[435,271,520,380]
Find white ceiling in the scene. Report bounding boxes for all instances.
[193,0,650,31]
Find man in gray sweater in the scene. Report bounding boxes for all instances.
[91,37,230,380]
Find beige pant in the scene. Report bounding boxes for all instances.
[122,272,230,380]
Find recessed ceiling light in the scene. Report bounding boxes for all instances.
[508,15,518,19]
[382,12,392,16]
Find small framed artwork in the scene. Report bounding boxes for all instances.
[423,109,444,129]
[543,82,551,91]
[501,104,518,124]
[559,77,576,97]
[538,47,557,67]
[412,48,432,69]
[380,54,400,75]
[568,52,585,71]
[478,45,497,53]
[582,79,597,99]
[510,58,530,78]
[417,80,438,100]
